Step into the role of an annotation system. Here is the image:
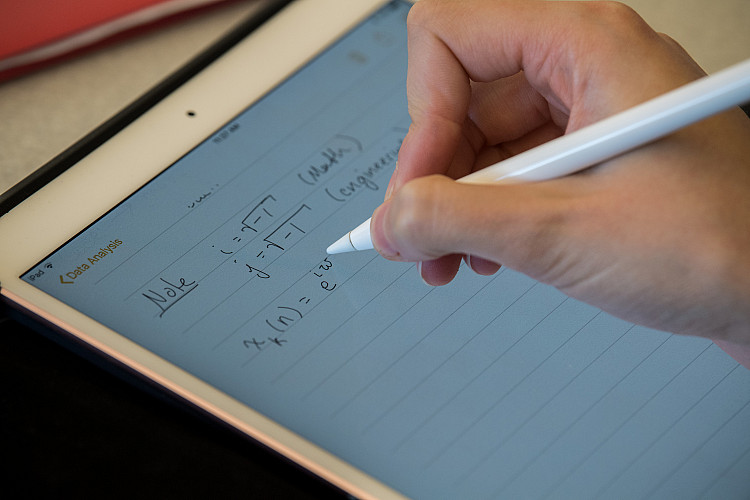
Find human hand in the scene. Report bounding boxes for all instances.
[370,0,750,360]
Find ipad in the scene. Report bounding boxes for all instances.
[1,0,749,498]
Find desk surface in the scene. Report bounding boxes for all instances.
[1,0,748,496]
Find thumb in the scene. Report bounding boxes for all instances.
[370,174,571,277]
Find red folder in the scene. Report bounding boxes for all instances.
[0,0,239,82]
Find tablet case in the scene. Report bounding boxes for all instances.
[1,0,240,83]
[0,1,345,496]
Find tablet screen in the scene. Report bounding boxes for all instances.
[20,1,750,498]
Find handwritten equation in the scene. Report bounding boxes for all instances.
[242,256,338,353]
[133,129,404,352]
[141,201,313,318]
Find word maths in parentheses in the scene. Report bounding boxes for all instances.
[141,276,198,317]
[296,135,363,187]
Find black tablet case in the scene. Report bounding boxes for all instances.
[0,2,347,496]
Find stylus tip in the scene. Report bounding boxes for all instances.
[326,233,354,254]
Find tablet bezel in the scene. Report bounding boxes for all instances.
[0,1,411,498]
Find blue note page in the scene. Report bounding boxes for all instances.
[23,2,750,498]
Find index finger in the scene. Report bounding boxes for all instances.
[393,0,693,192]
[393,0,562,190]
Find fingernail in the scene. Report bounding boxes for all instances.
[417,261,434,287]
[417,261,427,285]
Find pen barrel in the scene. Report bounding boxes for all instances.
[459,58,750,185]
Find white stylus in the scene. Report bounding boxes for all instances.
[327,58,750,255]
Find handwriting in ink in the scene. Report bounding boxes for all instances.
[212,236,242,255]
[240,195,276,233]
[242,257,338,354]
[141,276,198,317]
[268,337,287,347]
[312,257,333,277]
[297,135,363,186]
[233,259,270,279]
[244,298,311,351]
[244,338,266,350]
[265,306,303,333]
[243,336,288,351]
[187,184,220,209]
[211,195,276,257]
[263,258,338,335]
[325,141,400,203]
[263,204,311,252]
[313,257,337,292]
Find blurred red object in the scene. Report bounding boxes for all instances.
[0,0,242,83]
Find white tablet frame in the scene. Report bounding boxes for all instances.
[0,1,412,498]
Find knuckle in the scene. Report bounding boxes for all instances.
[553,1,656,57]
[406,0,456,33]
[390,176,448,250]
[498,187,581,275]
[591,1,642,23]
[406,0,434,31]
[585,1,655,42]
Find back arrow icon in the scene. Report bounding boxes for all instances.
[59,275,73,284]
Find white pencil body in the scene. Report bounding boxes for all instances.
[327,58,750,255]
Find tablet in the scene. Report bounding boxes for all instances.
[1,0,749,498]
